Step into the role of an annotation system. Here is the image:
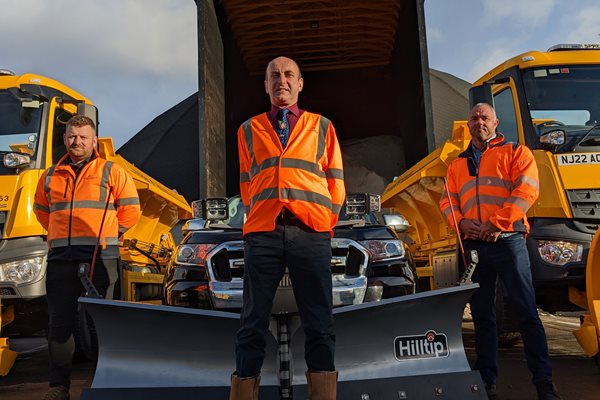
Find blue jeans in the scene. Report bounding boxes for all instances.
[235,219,335,377]
[464,234,553,386]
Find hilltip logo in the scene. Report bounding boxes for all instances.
[394,330,449,361]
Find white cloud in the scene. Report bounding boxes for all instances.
[1,0,197,80]
[467,44,516,82]
[0,0,198,147]
[565,6,600,43]
[482,0,557,26]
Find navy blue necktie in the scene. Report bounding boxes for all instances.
[276,108,290,148]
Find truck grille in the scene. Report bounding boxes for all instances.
[207,241,245,281]
[566,189,600,220]
[0,287,16,296]
[207,239,369,282]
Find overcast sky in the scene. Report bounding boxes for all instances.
[2,0,599,148]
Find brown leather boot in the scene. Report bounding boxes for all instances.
[306,370,338,400]
[229,374,260,400]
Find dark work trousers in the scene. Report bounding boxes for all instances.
[464,234,553,386]
[235,218,335,377]
[45,258,118,388]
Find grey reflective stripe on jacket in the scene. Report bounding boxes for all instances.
[99,161,113,202]
[49,200,117,212]
[49,237,120,248]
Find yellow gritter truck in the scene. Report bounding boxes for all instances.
[382,44,600,316]
[0,70,191,345]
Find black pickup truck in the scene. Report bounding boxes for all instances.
[163,194,417,312]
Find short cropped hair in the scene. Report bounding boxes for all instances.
[66,115,96,132]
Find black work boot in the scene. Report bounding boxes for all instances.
[42,385,70,400]
[485,383,498,399]
[536,381,561,400]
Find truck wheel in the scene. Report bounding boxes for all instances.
[496,280,521,348]
[73,304,98,362]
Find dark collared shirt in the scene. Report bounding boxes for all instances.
[471,133,497,167]
[61,153,95,176]
[267,103,304,136]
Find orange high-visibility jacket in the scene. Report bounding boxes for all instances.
[238,111,345,235]
[34,150,141,253]
[439,134,539,234]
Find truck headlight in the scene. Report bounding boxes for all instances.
[0,256,44,284]
[358,239,404,262]
[3,152,31,168]
[537,240,583,266]
[176,244,217,266]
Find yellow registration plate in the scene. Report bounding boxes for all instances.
[557,153,600,166]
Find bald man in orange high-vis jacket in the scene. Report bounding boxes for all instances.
[231,56,345,400]
[440,103,560,400]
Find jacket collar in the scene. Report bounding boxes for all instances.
[56,148,100,168]
[459,132,506,158]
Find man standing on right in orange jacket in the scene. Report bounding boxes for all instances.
[231,56,345,400]
[440,103,560,400]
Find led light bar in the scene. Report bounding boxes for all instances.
[346,193,381,219]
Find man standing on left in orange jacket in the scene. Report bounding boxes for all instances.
[34,115,140,400]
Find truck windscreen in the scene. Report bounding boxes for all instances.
[0,90,42,158]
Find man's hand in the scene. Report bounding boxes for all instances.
[478,221,501,242]
[459,218,482,240]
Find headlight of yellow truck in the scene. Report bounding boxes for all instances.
[0,256,44,284]
[537,241,583,266]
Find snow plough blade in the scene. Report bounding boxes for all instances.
[80,284,485,399]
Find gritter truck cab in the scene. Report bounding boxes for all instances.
[0,70,191,339]
[382,44,600,314]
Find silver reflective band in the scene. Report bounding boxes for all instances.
[99,161,113,202]
[316,116,331,162]
[49,201,116,212]
[251,156,279,178]
[280,188,332,210]
[33,203,50,213]
[250,187,279,206]
[326,168,344,180]
[50,237,120,247]
[280,158,325,178]
[116,197,140,206]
